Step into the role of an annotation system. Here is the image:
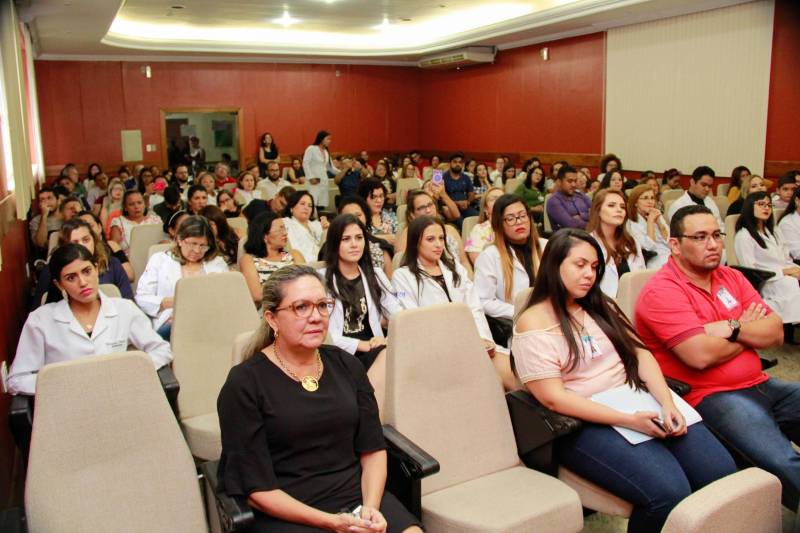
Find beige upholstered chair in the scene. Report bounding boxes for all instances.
[513,287,533,320]
[171,272,260,460]
[713,195,730,218]
[773,207,785,224]
[661,189,684,203]
[725,214,740,266]
[98,283,122,298]
[385,303,584,532]
[25,352,206,533]
[307,260,326,270]
[663,199,676,222]
[227,216,248,235]
[504,177,522,194]
[46,231,60,257]
[392,251,405,271]
[148,242,172,259]
[396,204,407,232]
[396,178,422,206]
[129,223,168,291]
[230,330,255,366]
[460,215,479,244]
[543,193,553,233]
[716,183,731,197]
[662,468,782,533]
[616,269,659,325]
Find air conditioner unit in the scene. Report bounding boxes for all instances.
[418,46,496,70]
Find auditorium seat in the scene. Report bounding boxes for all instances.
[661,189,684,203]
[461,215,479,244]
[713,195,730,217]
[663,199,677,222]
[99,283,122,298]
[716,183,731,197]
[148,242,172,259]
[396,204,407,232]
[392,251,405,271]
[504,177,522,194]
[226,216,248,235]
[230,330,254,366]
[129,223,169,291]
[396,178,422,206]
[385,303,584,532]
[543,193,553,233]
[46,231,59,257]
[171,272,260,460]
[24,352,207,532]
[616,269,659,325]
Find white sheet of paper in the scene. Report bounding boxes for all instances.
[591,385,702,445]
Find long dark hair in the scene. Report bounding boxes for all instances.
[524,166,545,191]
[260,132,278,153]
[286,190,318,221]
[200,205,239,264]
[778,187,800,226]
[337,196,394,257]
[50,243,96,281]
[402,216,460,290]
[520,229,645,388]
[244,211,282,258]
[730,165,750,190]
[736,191,774,249]
[313,130,330,146]
[322,214,387,317]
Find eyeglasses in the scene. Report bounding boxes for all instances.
[754,201,773,209]
[414,202,435,212]
[677,231,725,244]
[503,212,529,225]
[179,241,210,252]
[274,298,335,318]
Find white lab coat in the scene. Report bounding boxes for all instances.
[592,232,646,298]
[473,239,548,320]
[392,260,504,352]
[734,228,800,323]
[302,145,336,208]
[667,191,723,228]
[8,292,172,395]
[284,217,324,263]
[135,250,229,330]
[778,211,800,260]
[320,267,402,354]
[627,217,671,269]
[256,179,290,201]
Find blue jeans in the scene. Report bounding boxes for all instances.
[557,422,736,533]
[156,322,172,341]
[695,378,800,505]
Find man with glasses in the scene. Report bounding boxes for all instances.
[635,205,798,505]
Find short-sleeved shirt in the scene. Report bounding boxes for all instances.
[444,171,474,203]
[635,257,769,406]
[216,345,384,511]
[512,313,627,398]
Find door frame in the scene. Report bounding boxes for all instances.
[159,107,245,171]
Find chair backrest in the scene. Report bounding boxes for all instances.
[725,214,739,266]
[171,272,261,420]
[661,468,781,533]
[148,242,172,259]
[616,269,659,325]
[396,178,422,206]
[396,205,407,232]
[99,284,122,298]
[222,182,237,192]
[307,260,326,270]
[543,193,553,233]
[385,304,520,495]
[230,330,255,366]
[773,207,785,223]
[129,223,168,291]
[504,177,522,194]
[716,183,731,197]
[227,216,248,235]
[392,251,405,271]
[713,196,730,218]
[461,215,479,244]
[661,189,684,203]
[663,199,676,222]
[47,231,60,257]
[26,352,206,533]
[513,287,534,317]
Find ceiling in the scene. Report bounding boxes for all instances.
[19,0,754,64]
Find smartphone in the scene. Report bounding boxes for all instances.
[432,169,443,186]
[652,417,668,432]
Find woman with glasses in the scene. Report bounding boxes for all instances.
[217,265,421,533]
[240,212,305,306]
[587,189,645,298]
[727,174,767,216]
[626,184,670,269]
[284,190,328,263]
[136,215,229,339]
[735,192,800,325]
[358,178,397,242]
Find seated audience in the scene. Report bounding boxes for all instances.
[198,172,219,205]
[200,205,241,267]
[727,165,751,204]
[493,163,517,189]
[373,159,396,205]
[217,189,242,218]
[442,152,478,226]
[9,243,172,395]
[772,172,798,210]
[213,162,236,189]
[636,204,793,504]
[627,184,670,269]
[465,187,504,264]
[240,212,305,306]
[545,160,566,192]
[513,166,546,217]
[667,166,723,229]
[187,184,209,215]
[136,216,229,340]
[217,265,421,533]
[338,196,394,277]
[599,168,625,194]
[109,190,162,255]
[153,185,185,226]
[727,174,766,216]
[661,168,682,192]
[163,210,188,242]
[78,210,134,281]
[575,168,590,195]
[286,156,305,184]
[256,161,291,201]
[489,156,505,183]
[33,219,133,308]
[392,216,501,369]
[30,186,62,252]
[234,170,261,206]
[777,188,800,260]
[546,165,592,231]
[472,163,493,199]
[98,179,126,228]
[334,155,363,199]
[86,172,108,208]
[358,178,397,241]
[514,228,736,533]
[171,163,191,194]
[588,189,646,297]
[284,190,328,262]
[597,153,622,183]
[734,192,800,325]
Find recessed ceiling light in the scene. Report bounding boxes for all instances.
[272,9,299,26]
[374,15,391,31]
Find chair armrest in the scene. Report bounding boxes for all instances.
[382,424,439,480]
[157,365,180,415]
[731,266,775,293]
[9,395,34,461]
[760,357,778,371]
[0,507,26,533]
[665,377,691,397]
[199,461,254,533]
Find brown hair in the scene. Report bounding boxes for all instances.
[626,184,655,222]
[58,219,109,273]
[490,195,542,301]
[587,189,637,265]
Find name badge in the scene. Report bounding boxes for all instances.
[716,286,739,310]
[581,334,603,359]
[107,339,128,350]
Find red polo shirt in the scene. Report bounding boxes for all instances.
[635,257,769,406]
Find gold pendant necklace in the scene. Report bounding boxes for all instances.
[273,344,322,392]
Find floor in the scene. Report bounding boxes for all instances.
[581,342,800,532]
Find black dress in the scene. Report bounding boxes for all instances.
[217,345,420,533]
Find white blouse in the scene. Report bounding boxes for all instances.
[627,217,670,269]
[284,216,324,263]
[777,211,800,260]
[302,145,336,208]
[591,232,646,298]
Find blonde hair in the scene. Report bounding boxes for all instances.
[740,174,764,200]
[243,265,325,361]
[103,178,125,212]
[626,184,654,222]
[479,187,504,223]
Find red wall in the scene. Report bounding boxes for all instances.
[418,33,606,155]
[765,0,800,165]
[35,61,423,168]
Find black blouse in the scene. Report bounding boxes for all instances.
[217,345,385,511]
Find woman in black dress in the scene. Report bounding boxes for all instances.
[217,265,422,533]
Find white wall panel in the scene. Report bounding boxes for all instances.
[605,1,774,175]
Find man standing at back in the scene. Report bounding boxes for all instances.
[545,165,591,231]
[636,205,798,504]
[667,165,723,228]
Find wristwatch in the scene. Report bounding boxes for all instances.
[727,319,741,342]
